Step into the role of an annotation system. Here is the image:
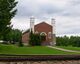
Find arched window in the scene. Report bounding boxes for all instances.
[48,32,52,39]
[40,32,47,36]
[40,32,47,41]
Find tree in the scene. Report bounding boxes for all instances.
[13,29,23,46]
[70,36,80,47]
[11,29,22,43]
[56,35,80,47]
[3,29,23,46]
[29,30,42,46]
[0,0,18,39]
[29,30,35,46]
[56,36,69,46]
[33,34,41,46]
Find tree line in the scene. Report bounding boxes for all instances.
[56,36,80,47]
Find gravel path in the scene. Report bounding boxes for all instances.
[47,46,80,53]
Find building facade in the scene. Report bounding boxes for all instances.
[22,17,56,46]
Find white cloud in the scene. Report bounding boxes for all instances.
[11,0,80,36]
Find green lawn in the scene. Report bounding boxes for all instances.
[57,46,80,51]
[0,44,79,55]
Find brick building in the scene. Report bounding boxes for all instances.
[22,17,56,46]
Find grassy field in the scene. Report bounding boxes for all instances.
[0,44,79,55]
[57,46,80,51]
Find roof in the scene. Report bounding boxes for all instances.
[23,22,52,34]
[35,22,52,27]
[22,29,30,35]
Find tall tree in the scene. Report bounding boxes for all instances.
[0,0,18,39]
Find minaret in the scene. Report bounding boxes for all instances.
[30,16,35,33]
[51,18,56,46]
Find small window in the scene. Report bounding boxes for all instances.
[48,32,52,39]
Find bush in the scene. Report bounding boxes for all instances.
[29,30,42,46]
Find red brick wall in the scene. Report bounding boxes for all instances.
[34,22,53,45]
[22,22,53,45]
[22,33,29,45]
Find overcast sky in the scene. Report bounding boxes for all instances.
[11,0,80,36]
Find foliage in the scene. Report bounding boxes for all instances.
[29,30,42,46]
[56,36,80,47]
[33,34,41,46]
[2,29,23,46]
[29,30,34,46]
[11,29,23,47]
[0,0,18,39]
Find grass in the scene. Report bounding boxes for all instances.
[57,46,80,51]
[0,44,79,55]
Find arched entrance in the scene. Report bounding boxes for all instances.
[40,32,47,45]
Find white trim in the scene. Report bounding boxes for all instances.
[40,32,47,36]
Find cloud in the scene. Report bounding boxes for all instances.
[11,0,80,36]
[70,0,80,5]
[15,0,69,18]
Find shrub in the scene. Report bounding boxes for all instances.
[29,30,42,46]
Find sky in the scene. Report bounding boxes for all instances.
[11,0,80,36]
